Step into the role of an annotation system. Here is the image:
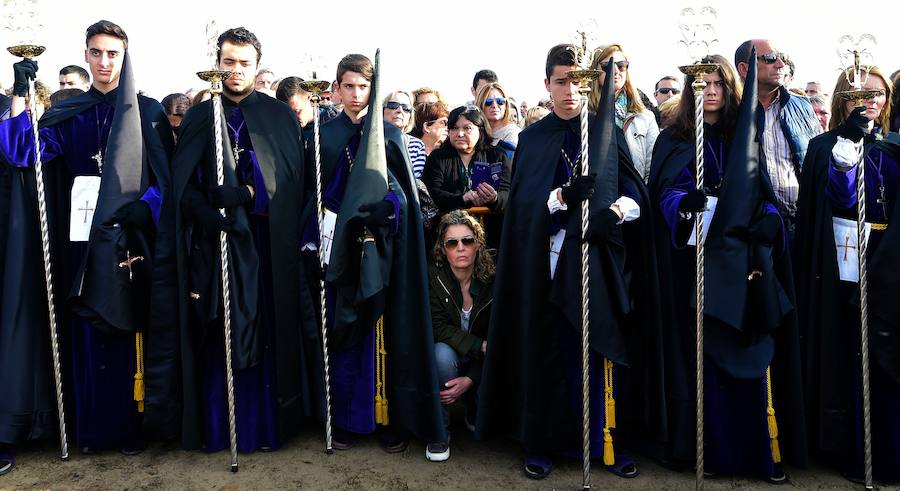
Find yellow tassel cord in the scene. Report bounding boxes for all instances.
[134,331,145,413]
[374,316,389,426]
[603,357,615,466]
[765,366,781,463]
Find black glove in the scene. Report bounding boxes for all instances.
[188,201,236,233]
[750,214,781,245]
[585,208,622,243]
[12,59,38,98]
[837,106,869,142]
[112,200,152,230]
[679,188,708,213]
[208,185,253,209]
[560,173,596,205]
[358,200,395,229]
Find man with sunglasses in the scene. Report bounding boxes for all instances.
[653,76,681,106]
[735,40,821,237]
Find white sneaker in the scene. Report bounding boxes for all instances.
[425,433,450,462]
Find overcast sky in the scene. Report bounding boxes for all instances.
[2,0,898,107]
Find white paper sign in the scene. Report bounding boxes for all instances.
[69,175,101,242]
[832,216,871,283]
[687,196,718,246]
[549,228,565,280]
[321,209,337,266]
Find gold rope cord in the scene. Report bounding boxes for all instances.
[603,357,615,465]
[375,316,389,425]
[134,331,145,413]
[765,366,781,463]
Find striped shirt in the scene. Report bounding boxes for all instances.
[762,95,800,220]
[407,135,427,178]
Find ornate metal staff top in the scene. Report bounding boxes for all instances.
[676,7,719,490]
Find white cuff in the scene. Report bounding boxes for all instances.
[832,137,859,170]
[548,188,568,213]
[611,196,640,224]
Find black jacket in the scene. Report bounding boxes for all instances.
[422,145,510,213]
[429,263,493,383]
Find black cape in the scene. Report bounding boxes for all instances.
[475,109,667,453]
[148,90,321,446]
[796,130,900,451]
[312,109,446,443]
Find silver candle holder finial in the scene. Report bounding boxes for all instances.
[836,34,880,103]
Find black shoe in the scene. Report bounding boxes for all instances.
[120,444,145,456]
[764,464,789,485]
[0,458,13,476]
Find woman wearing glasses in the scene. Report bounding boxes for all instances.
[411,101,450,158]
[474,82,520,158]
[796,65,900,484]
[426,210,496,461]
[383,90,426,178]
[589,44,660,183]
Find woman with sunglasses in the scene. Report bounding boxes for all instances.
[475,82,520,158]
[426,210,496,461]
[423,106,510,214]
[411,101,450,158]
[649,54,810,484]
[589,44,660,184]
[383,90,426,178]
[796,65,900,484]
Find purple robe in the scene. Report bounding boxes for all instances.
[823,145,900,481]
[0,103,160,451]
[200,106,280,453]
[658,134,780,478]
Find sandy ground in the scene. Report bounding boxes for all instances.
[0,421,881,491]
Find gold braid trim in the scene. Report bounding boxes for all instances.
[375,316,389,425]
[603,357,615,466]
[134,332,145,413]
[766,366,782,463]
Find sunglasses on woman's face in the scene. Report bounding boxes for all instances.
[384,101,412,112]
[484,97,506,107]
[444,236,476,248]
[615,60,630,71]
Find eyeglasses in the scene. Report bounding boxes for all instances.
[451,125,478,135]
[483,97,506,107]
[656,87,679,95]
[384,101,412,112]
[757,52,788,65]
[444,236,476,248]
[615,60,630,71]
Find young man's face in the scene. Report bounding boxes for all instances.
[218,41,259,98]
[336,71,370,117]
[84,34,125,92]
[544,65,581,117]
[59,73,88,91]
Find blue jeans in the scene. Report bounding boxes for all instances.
[434,342,476,428]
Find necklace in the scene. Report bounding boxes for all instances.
[866,152,889,218]
[560,148,582,177]
[93,104,113,174]
[226,117,246,164]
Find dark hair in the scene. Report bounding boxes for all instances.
[545,44,577,80]
[655,75,679,91]
[734,40,753,72]
[441,105,489,154]
[336,54,373,85]
[161,93,192,117]
[217,27,262,63]
[50,88,84,106]
[785,58,795,77]
[275,76,307,103]
[85,20,128,48]
[432,210,495,283]
[59,65,90,84]
[669,54,743,142]
[472,69,498,90]
[411,101,449,138]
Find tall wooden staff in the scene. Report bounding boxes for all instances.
[197,20,239,472]
[6,40,69,462]
[298,73,335,454]
[835,34,879,491]
[676,7,719,489]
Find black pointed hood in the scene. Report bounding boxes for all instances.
[589,58,619,212]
